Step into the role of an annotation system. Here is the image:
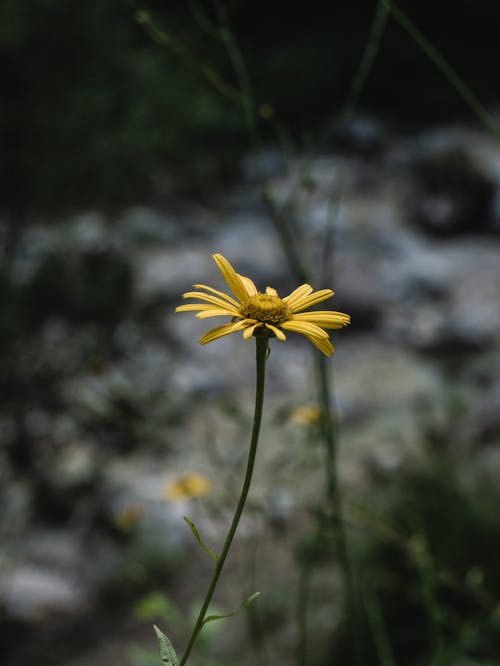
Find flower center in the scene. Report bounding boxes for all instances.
[239,293,291,325]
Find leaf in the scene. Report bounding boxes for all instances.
[153,625,178,666]
[202,592,261,625]
[183,516,219,562]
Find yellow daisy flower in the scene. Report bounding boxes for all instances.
[176,253,350,356]
[164,473,211,501]
[290,404,323,426]
[114,504,144,531]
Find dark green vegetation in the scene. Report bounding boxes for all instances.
[2,1,499,216]
[328,461,500,666]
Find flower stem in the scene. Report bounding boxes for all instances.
[179,335,269,666]
[316,355,364,666]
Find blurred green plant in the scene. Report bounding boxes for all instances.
[329,460,500,665]
[3,0,500,221]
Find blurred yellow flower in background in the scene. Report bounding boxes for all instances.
[164,473,211,502]
[258,103,274,120]
[176,253,350,356]
[114,504,144,532]
[290,404,323,426]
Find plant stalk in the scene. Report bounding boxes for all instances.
[179,334,269,665]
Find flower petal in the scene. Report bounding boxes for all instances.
[288,289,334,313]
[238,274,258,297]
[281,319,330,338]
[304,334,334,356]
[283,284,313,306]
[175,303,221,313]
[182,291,240,313]
[198,320,247,345]
[192,284,239,307]
[265,286,278,296]
[212,254,249,302]
[265,323,286,341]
[195,309,242,318]
[292,311,351,328]
[243,322,263,339]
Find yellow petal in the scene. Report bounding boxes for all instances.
[289,289,334,313]
[281,319,330,338]
[164,473,210,501]
[199,320,246,345]
[292,311,351,328]
[192,284,239,307]
[265,286,278,296]
[283,284,313,306]
[195,308,242,318]
[182,291,240,313]
[175,303,236,317]
[175,303,220,312]
[238,274,258,297]
[265,323,286,341]
[304,334,334,356]
[212,254,249,302]
[243,322,263,339]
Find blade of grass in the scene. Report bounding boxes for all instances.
[382,0,500,140]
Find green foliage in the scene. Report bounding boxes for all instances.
[183,517,219,563]
[329,461,500,665]
[135,592,185,632]
[4,1,500,215]
[202,592,260,626]
[1,0,242,215]
[154,625,179,666]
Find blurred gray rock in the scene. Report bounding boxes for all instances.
[133,245,210,300]
[410,131,496,235]
[3,565,89,620]
[213,213,285,285]
[333,114,387,157]
[119,206,180,246]
[242,149,287,182]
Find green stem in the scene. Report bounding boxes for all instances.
[214,0,260,147]
[316,355,364,666]
[316,355,337,504]
[297,562,312,666]
[340,0,390,122]
[382,0,500,140]
[179,335,269,666]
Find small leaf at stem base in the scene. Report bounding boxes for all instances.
[154,625,179,666]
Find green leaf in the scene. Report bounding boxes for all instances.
[153,625,178,666]
[183,517,219,562]
[202,592,261,625]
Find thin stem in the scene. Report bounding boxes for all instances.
[316,355,337,504]
[340,0,390,122]
[297,562,312,666]
[179,335,269,666]
[365,593,397,666]
[214,0,260,147]
[382,0,500,140]
[316,355,364,666]
[136,10,242,107]
[246,526,270,666]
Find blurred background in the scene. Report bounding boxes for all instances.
[2,1,500,665]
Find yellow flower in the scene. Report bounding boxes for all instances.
[114,504,144,531]
[164,473,211,502]
[290,404,323,426]
[176,253,350,356]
